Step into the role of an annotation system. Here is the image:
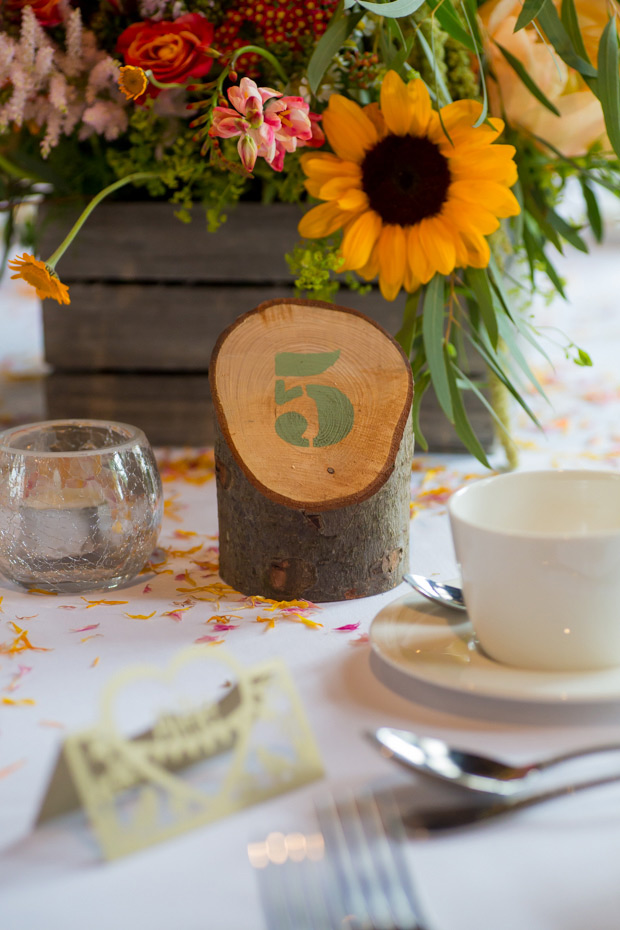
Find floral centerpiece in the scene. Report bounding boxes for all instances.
[2,0,619,463]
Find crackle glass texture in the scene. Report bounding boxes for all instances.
[0,419,163,593]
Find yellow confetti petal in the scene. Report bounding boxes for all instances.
[1,697,35,706]
[124,611,157,620]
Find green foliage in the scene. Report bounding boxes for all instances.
[286,239,344,302]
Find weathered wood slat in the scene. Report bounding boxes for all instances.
[43,371,494,451]
[38,203,306,282]
[41,282,407,371]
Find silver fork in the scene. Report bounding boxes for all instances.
[315,788,429,930]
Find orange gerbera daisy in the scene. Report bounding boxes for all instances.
[118,65,148,101]
[8,254,70,304]
[299,71,520,300]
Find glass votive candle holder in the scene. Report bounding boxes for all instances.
[0,419,163,593]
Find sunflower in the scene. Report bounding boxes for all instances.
[299,71,520,301]
[8,254,70,304]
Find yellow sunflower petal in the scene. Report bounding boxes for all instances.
[407,225,435,284]
[417,216,457,277]
[429,101,504,147]
[442,199,500,237]
[380,70,413,136]
[407,79,433,136]
[298,202,349,238]
[448,147,518,186]
[404,256,421,294]
[461,230,491,268]
[322,95,378,164]
[319,175,362,201]
[340,210,383,271]
[304,178,324,197]
[377,224,406,296]
[450,180,520,217]
[337,189,369,211]
[300,153,361,181]
[357,243,380,282]
[363,102,387,139]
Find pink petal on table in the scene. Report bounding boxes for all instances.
[194,634,225,644]
[333,622,361,632]
[70,623,100,633]
[349,633,370,646]
[212,622,238,631]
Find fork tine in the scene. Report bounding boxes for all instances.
[358,789,428,930]
[317,788,429,930]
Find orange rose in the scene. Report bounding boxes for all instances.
[116,13,215,91]
[479,0,613,157]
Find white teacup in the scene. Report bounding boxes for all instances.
[448,469,620,671]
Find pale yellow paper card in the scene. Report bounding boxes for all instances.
[37,647,324,860]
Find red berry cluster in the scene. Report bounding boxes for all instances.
[215,1,339,77]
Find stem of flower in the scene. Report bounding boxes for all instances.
[45,172,157,269]
[229,45,289,85]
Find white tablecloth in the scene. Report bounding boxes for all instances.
[1,231,620,929]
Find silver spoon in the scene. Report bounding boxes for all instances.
[371,726,620,797]
[399,771,620,833]
[403,574,466,611]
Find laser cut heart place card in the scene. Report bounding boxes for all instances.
[37,648,324,860]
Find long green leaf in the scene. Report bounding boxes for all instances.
[461,0,487,125]
[433,0,476,52]
[580,180,603,242]
[495,313,549,402]
[515,0,548,32]
[597,16,620,160]
[560,0,590,61]
[453,365,514,440]
[344,0,426,15]
[495,42,561,116]
[447,358,490,466]
[410,371,430,452]
[307,6,364,95]
[546,207,589,252]
[416,29,453,106]
[465,267,499,349]
[464,328,542,427]
[422,275,453,420]
[395,290,420,356]
[536,2,598,77]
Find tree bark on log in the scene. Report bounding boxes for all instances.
[214,413,413,601]
[210,298,414,601]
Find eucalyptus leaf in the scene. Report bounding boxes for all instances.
[560,0,590,61]
[465,267,499,349]
[345,0,426,16]
[452,365,514,440]
[597,17,620,161]
[433,0,476,52]
[461,1,488,126]
[422,275,453,420]
[536,2,598,77]
[495,42,561,116]
[546,208,589,253]
[410,371,430,452]
[416,29,453,106]
[447,357,490,466]
[495,312,549,402]
[307,7,364,96]
[514,0,548,33]
[464,328,542,428]
[580,180,603,242]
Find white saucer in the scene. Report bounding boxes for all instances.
[370,592,620,704]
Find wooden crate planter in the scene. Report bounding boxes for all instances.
[38,201,494,450]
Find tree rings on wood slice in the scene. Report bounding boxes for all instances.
[210,298,414,601]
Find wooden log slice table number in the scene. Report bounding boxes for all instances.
[209,299,414,601]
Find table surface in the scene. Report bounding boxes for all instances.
[2,214,620,930]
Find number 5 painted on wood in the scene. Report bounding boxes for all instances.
[274,350,355,448]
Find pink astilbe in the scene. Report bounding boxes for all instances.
[210,76,321,172]
[0,5,128,156]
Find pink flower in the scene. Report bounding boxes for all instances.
[210,76,320,172]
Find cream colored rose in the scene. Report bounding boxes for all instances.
[479,0,612,157]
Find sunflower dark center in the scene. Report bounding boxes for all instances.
[361,134,451,226]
